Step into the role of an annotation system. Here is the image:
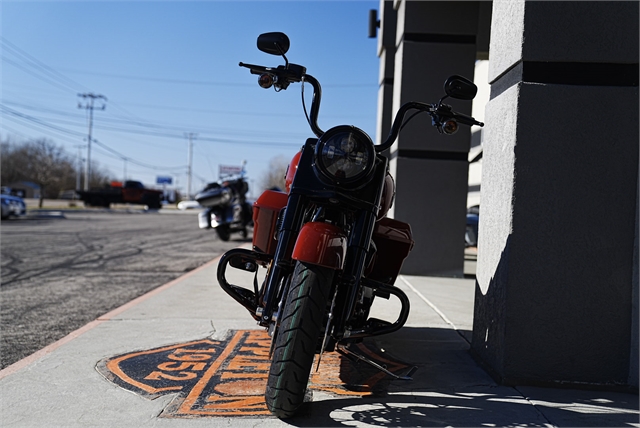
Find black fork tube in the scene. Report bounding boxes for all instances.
[258,192,306,326]
[333,159,387,335]
[334,209,378,331]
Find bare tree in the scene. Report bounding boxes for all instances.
[87,161,112,189]
[26,139,74,207]
[1,137,112,207]
[260,155,290,192]
[1,138,29,185]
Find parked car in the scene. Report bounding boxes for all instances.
[177,200,202,210]
[465,205,479,247]
[58,189,80,200]
[1,193,26,220]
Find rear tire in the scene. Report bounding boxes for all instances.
[265,262,333,418]
[215,225,231,241]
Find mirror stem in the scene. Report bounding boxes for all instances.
[275,44,289,68]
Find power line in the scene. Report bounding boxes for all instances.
[1,99,311,141]
[61,68,253,87]
[58,67,377,88]
[0,124,31,140]
[1,105,186,172]
[91,138,186,171]
[1,36,375,148]
[1,102,303,149]
[0,38,345,185]
[2,56,78,94]
[1,39,372,142]
[107,100,372,120]
[0,105,181,152]
[1,112,83,149]
[1,104,301,147]
[1,37,90,94]
[0,104,86,138]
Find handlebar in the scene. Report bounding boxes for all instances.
[378,102,431,152]
[455,114,483,127]
[239,62,306,84]
[240,61,483,150]
[377,102,483,152]
[439,105,484,127]
[239,61,324,137]
[238,62,270,75]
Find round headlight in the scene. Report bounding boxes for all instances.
[314,126,375,185]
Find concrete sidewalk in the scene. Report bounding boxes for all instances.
[0,253,637,427]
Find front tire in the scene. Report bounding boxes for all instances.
[265,262,333,418]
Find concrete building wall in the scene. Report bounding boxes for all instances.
[471,0,639,388]
[632,185,639,388]
[375,0,397,150]
[386,0,485,276]
[375,0,638,391]
[468,60,489,210]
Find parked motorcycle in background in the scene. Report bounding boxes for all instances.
[197,175,252,241]
[216,32,483,418]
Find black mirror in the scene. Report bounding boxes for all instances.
[443,75,477,100]
[257,32,290,56]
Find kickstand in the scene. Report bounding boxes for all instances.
[336,344,418,381]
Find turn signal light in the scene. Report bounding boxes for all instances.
[442,119,458,135]
[258,73,275,89]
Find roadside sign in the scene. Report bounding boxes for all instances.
[156,176,173,185]
[219,165,243,177]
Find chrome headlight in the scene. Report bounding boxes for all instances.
[314,126,375,186]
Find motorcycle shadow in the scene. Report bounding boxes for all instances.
[289,326,637,427]
[292,326,479,425]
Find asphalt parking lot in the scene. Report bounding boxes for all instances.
[0,208,245,369]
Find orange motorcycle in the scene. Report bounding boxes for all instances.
[217,32,483,418]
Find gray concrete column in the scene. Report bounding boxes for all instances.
[389,0,484,276]
[375,0,397,149]
[472,1,639,389]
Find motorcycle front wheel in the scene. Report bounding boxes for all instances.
[265,261,333,418]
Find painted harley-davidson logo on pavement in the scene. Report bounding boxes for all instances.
[96,329,410,418]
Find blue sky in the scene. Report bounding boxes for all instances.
[1,1,379,197]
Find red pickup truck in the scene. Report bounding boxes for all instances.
[78,180,163,209]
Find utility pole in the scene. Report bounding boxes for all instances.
[73,145,85,191]
[185,132,197,199]
[78,93,107,191]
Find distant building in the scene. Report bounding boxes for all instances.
[4,181,40,199]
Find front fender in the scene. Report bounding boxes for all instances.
[292,222,346,270]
